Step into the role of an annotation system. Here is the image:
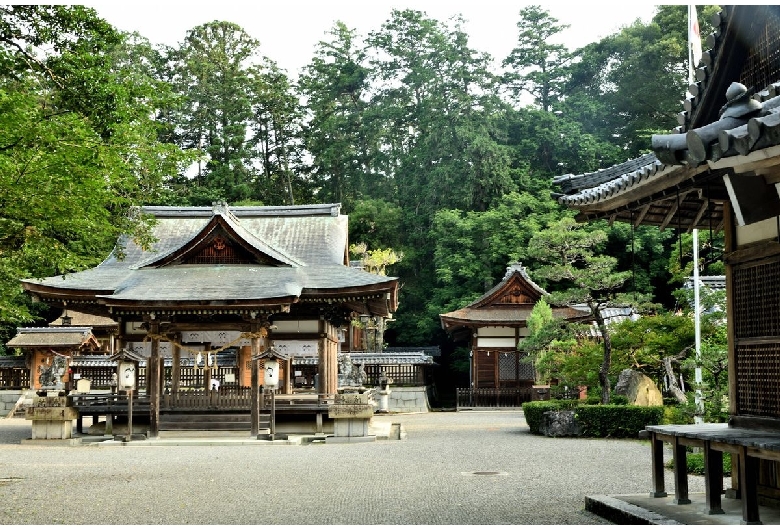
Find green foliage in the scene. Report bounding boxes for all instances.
[0,6,192,346]
[524,400,663,438]
[522,399,579,435]
[575,405,664,438]
[667,451,732,477]
[527,217,631,404]
[347,199,404,251]
[663,405,694,425]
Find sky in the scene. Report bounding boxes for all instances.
[83,1,661,76]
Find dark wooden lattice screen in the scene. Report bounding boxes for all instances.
[739,6,780,93]
[733,259,780,418]
[499,352,517,381]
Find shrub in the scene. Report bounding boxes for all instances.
[522,400,578,434]
[662,405,694,425]
[575,405,664,438]
[610,394,629,405]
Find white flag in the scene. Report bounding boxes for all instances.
[689,5,703,82]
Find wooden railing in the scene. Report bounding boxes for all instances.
[69,389,335,414]
[456,387,535,410]
[163,388,253,410]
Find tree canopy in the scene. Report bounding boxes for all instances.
[0,2,719,403]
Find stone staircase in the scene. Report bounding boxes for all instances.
[159,412,270,431]
[1,390,35,419]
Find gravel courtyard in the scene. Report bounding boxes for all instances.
[0,411,702,525]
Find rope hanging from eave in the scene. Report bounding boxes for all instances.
[143,330,268,371]
[677,189,683,270]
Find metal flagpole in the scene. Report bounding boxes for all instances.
[690,4,704,423]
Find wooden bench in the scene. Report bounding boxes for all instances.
[644,421,780,524]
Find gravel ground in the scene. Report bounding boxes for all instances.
[0,411,705,525]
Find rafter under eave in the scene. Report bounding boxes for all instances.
[688,199,710,233]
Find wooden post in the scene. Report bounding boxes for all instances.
[704,441,725,514]
[172,338,181,395]
[672,436,690,504]
[738,445,761,524]
[250,321,260,437]
[126,388,133,442]
[148,320,160,438]
[270,389,276,441]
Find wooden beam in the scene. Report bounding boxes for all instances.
[634,204,651,227]
[659,198,681,231]
[688,199,710,232]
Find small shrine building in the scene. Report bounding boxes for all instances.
[440,263,589,395]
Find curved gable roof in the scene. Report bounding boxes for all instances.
[134,206,303,268]
[440,263,589,331]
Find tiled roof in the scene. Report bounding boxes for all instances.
[552,153,661,194]
[292,352,435,366]
[467,263,548,308]
[50,310,117,328]
[6,327,98,348]
[440,263,590,331]
[683,275,726,291]
[440,306,588,326]
[22,203,397,312]
[551,6,780,231]
[0,356,26,368]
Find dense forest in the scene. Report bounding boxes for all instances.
[0,5,724,395]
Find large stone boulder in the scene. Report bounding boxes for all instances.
[540,410,580,437]
[614,369,663,406]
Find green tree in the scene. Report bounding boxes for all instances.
[562,5,720,155]
[0,6,192,350]
[502,5,572,111]
[298,22,374,208]
[367,9,513,217]
[172,21,260,204]
[527,217,632,404]
[249,59,310,205]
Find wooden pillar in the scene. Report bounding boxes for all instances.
[738,445,761,524]
[650,432,668,498]
[318,335,328,396]
[172,339,181,395]
[283,358,292,394]
[724,201,737,418]
[148,319,160,439]
[672,436,690,504]
[704,441,725,514]
[250,321,260,437]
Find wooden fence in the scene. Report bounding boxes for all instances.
[456,387,535,409]
[364,364,427,386]
[0,367,29,389]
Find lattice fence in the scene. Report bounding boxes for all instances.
[733,260,780,418]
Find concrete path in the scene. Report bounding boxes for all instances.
[0,411,727,525]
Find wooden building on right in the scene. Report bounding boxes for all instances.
[552,5,780,524]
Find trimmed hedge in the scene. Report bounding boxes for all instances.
[522,401,664,438]
[575,405,664,438]
[522,400,579,435]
